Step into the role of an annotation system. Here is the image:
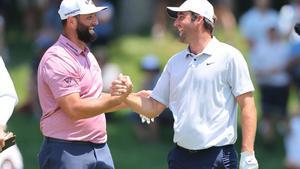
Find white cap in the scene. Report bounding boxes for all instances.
[167,0,215,23]
[58,0,107,20]
[141,55,160,71]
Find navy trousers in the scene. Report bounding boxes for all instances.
[168,144,238,169]
[39,137,115,169]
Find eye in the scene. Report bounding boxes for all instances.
[87,15,93,20]
[178,15,185,20]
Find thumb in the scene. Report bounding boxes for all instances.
[118,73,123,80]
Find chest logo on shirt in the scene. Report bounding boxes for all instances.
[63,77,78,87]
[206,62,215,66]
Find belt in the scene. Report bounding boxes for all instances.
[175,144,233,154]
[176,144,201,153]
[45,137,106,147]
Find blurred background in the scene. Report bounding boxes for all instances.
[1,0,300,168]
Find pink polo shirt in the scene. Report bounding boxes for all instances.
[37,35,106,144]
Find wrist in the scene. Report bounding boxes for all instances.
[241,145,254,153]
[241,151,255,156]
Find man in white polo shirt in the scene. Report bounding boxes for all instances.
[37,0,132,168]
[0,56,23,169]
[112,0,259,168]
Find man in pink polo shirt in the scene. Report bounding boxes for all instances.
[37,0,132,168]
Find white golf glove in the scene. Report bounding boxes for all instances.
[140,115,154,124]
[239,151,258,169]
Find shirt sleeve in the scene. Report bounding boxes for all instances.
[151,63,171,107]
[227,49,255,97]
[0,57,18,125]
[42,55,81,99]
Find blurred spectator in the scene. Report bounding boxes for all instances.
[151,0,181,39]
[17,0,47,39]
[93,47,121,93]
[0,56,23,169]
[151,0,168,39]
[250,23,290,147]
[285,114,300,169]
[93,47,121,121]
[17,32,55,119]
[286,41,300,118]
[283,0,300,118]
[239,0,278,51]
[130,54,173,142]
[41,0,62,35]
[210,0,237,43]
[92,0,114,46]
[278,0,300,42]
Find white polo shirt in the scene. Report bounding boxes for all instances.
[0,56,18,126]
[151,37,254,150]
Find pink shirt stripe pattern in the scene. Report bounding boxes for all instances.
[38,35,106,144]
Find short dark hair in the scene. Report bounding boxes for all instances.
[60,15,80,27]
[61,19,67,27]
[190,12,215,35]
[203,17,214,35]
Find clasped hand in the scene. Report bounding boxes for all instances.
[110,74,133,97]
[111,75,155,124]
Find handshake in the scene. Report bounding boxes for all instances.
[110,74,155,124]
[110,74,133,98]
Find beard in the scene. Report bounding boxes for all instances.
[178,31,188,43]
[76,22,97,44]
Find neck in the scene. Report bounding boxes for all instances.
[62,30,86,50]
[189,32,212,54]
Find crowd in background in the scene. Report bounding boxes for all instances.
[1,0,300,168]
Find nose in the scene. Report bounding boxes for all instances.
[92,14,98,26]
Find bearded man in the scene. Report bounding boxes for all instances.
[37,0,132,168]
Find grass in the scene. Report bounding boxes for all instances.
[7,113,286,169]
[6,30,287,169]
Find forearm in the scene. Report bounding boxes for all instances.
[100,93,129,113]
[124,94,164,118]
[240,99,257,152]
[103,102,128,113]
[59,93,126,120]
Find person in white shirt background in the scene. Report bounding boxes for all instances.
[0,56,23,169]
[250,22,290,147]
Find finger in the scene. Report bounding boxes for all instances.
[4,132,13,140]
[116,89,128,94]
[118,73,124,80]
[111,89,127,96]
[111,79,124,86]
[124,76,132,86]
[141,118,146,123]
[0,140,5,149]
[111,84,127,90]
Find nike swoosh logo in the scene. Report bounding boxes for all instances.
[206,62,215,65]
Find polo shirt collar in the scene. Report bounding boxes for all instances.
[59,35,89,56]
[185,37,219,58]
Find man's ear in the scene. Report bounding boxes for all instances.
[197,15,204,22]
[67,16,77,28]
